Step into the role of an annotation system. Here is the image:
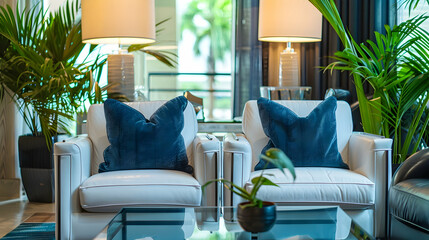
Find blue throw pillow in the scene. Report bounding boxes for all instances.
[255,96,348,170]
[100,96,193,174]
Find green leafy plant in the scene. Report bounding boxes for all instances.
[203,148,295,208]
[0,1,105,147]
[309,0,429,163]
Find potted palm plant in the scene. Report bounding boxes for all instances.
[0,1,105,202]
[204,148,295,233]
[309,0,429,166]
[0,2,179,202]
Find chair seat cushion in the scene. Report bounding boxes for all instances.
[389,179,429,231]
[245,168,374,207]
[79,170,201,212]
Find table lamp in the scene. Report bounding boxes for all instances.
[82,0,155,101]
[258,0,322,86]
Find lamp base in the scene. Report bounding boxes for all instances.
[279,47,299,87]
[107,54,135,101]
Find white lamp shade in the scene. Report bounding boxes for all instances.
[258,0,322,42]
[82,0,156,45]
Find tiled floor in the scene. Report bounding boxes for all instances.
[0,198,54,238]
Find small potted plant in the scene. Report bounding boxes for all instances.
[203,148,295,233]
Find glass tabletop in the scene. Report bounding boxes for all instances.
[94,206,373,240]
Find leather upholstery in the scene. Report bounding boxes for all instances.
[246,168,374,206]
[79,170,201,212]
[389,179,429,232]
[389,149,429,237]
[54,136,93,239]
[224,100,392,238]
[242,100,353,169]
[193,134,221,207]
[54,100,220,240]
[87,101,198,175]
[393,149,429,185]
[348,132,392,237]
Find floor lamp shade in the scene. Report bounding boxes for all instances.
[258,0,322,87]
[82,0,156,45]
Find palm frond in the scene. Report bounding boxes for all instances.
[0,0,107,148]
[310,0,429,163]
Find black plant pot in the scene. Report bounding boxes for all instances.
[18,134,55,203]
[237,201,276,233]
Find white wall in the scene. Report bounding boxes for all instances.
[0,0,23,199]
[0,94,23,180]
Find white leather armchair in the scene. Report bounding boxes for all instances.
[54,101,221,240]
[223,100,392,238]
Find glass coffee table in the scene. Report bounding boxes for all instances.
[94,206,373,240]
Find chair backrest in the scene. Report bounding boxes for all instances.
[87,100,198,175]
[242,100,353,169]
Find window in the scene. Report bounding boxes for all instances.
[397,0,429,30]
[44,0,233,121]
[136,0,233,121]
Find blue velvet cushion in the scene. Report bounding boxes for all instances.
[255,96,348,170]
[100,96,193,174]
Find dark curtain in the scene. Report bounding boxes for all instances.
[233,0,264,117]
[233,0,396,117]
[301,0,397,100]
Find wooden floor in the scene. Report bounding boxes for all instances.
[0,198,54,238]
[24,212,55,223]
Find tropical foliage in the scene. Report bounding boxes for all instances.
[309,0,429,163]
[203,148,295,209]
[0,1,105,146]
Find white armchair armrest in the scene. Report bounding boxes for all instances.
[54,135,92,240]
[349,132,393,181]
[223,133,252,206]
[348,132,392,237]
[193,134,221,206]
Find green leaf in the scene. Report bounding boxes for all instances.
[260,148,296,180]
[310,1,429,163]
[250,176,278,187]
[0,0,108,148]
[240,201,259,209]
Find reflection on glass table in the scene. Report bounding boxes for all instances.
[93,206,373,240]
[260,86,312,100]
